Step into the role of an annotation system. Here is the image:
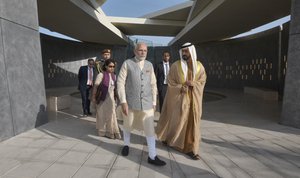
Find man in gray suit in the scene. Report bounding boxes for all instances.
[117,42,166,166]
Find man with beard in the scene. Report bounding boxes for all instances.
[117,42,166,166]
[156,42,206,160]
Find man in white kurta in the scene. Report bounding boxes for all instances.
[117,42,166,166]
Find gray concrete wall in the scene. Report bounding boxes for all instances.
[281,0,300,128]
[40,34,127,89]
[0,0,47,141]
[152,26,289,97]
[41,24,289,99]
[196,27,289,93]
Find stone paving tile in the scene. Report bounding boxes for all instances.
[14,147,42,160]
[27,138,57,148]
[48,139,78,150]
[281,134,300,144]
[155,142,170,158]
[107,169,139,178]
[187,173,219,178]
[240,140,300,177]
[84,152,117,168]
[38,163,81,178]
[202,120,228,128]
[139,145,172,178]
[70,141,98,153]
[248,129,279,140]
[223,126,253,135]
[204,127,231,135]
[139,159,172,178]
[0,146,22,159]
[94,143,122,155]
[38,129,68,139]
[32,148,68,162]
[218,134,243,142]
[201,128,215,136]
[260,139,300,167]
[139,164,172,178]
[73,166,108,178]
[202,135,224,143]
[2,137,35,147]
[259,129,294,140]
[235,133,262,141]
[169,147,214,177]
[56,151,90,165]
[169,159,185,178]
[17,129,47,139]
[200,153,243,178]
[113,154,141,170]
[214,141,283,178]
[2,161,51,178]
[271,138,300,155]
[0,159,20,176]
[201,143,252,178]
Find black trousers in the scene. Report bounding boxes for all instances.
[80,85,92,113]
[158,84,168,112]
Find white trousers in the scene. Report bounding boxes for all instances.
[122,109,155,136]
[123,130,156,159]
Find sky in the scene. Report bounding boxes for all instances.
[101,0,187,17]
[39,0,291,46]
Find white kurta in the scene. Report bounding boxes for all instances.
[117,59,157,136]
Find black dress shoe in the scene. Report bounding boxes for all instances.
[121,146,129,156]
[87,112,92,115]
[148,156,166,166]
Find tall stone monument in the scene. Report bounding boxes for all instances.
[281,0,300,128]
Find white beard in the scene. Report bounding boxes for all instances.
[135,56,146,61]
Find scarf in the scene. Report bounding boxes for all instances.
[98,72,116,101]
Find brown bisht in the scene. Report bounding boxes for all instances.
[156,60,206,154]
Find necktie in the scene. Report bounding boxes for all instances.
[88,67,92,85]
[165,63,169,75]
[164,64,169,84]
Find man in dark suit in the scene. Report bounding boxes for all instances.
[78,59,96,116]
[155,51,171,112]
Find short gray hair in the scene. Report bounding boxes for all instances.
[134,42,147,50]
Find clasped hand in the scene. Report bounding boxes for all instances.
[185,80,193,87]
[181,80,193,94]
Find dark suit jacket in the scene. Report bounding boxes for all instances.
[154,62,170,90]
[78,65,97,90]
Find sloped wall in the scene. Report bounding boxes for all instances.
[0,0,47,141]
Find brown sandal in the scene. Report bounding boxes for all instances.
[162,141,168,146]
[186,152,200,160]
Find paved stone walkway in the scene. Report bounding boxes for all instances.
[0,88,300,178]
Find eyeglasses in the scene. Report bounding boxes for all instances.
[108,65,115,68]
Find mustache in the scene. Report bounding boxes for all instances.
[182,55,189,60]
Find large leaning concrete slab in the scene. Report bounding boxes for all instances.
[37,0,128,45]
